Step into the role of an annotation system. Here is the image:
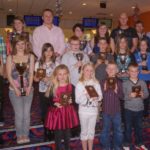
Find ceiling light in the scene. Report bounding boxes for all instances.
[9,9,12,12]
[110,13,113,17]
[69,11,72,14]
[132,6,136,9]
[82,3,87,6]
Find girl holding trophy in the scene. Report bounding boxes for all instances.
[34,43,58,140]
[75,63,102,150]
[45,64,79,150]
[6,35,34,144]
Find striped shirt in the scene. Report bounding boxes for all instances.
[100,78,123,115]
[0,36,7,64]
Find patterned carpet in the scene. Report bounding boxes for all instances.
[0,83,150,150]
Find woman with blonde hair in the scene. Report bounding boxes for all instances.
[75,62,102,150]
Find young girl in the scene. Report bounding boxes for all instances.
[6,35,34,144]
[116,36,135,81]
[75,63,102,150]
[34,43,58,139]
[45,64,79,150]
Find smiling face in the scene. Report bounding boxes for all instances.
[13,19,24,32]
[83,65,94,80]
[15,40,26,53]
[44,47,54,59]
[140,40,148,53]
[128,66,139,80]
[106,64,118,77]
[74,27,83,38]
[42,10,53,25]
[98,39,108,52]
[57,69,69,84]
[119,13,128,27]
[98,25,107,37]
[70,40,80,51]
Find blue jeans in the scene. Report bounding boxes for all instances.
[100,113,123,150]
[9,89,33,137]
[124,109,143,146]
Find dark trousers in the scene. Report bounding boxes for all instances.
[54,129,70,150]
[39,92,50,121]
[124,109,143,146]
[0,76,4,122]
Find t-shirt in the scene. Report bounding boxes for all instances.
[111,27,138,49]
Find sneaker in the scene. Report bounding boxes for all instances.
[22,136,30,143]
[123,146,130,150]
[0,122,4,127]
[135,145,148,150]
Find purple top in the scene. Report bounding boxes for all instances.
[100,78,123,116]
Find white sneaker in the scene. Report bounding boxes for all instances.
[135,145,148,150]
[123,146,130,150]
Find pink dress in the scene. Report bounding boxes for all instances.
[45,84,79,130]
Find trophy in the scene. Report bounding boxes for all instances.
[15,63,27,96]
[141,54,148,70]
[99,52,106,63]
[106,77,116,90]
[80,40,87,51]
[132,85,141,97]
[36,68,46,79]
[85,85,99,98]
[76,53,84,73]
[119,53,127,72]
[60,92,72,106]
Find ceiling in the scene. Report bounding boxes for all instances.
[0,0,150,21]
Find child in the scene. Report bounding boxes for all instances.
[91,37,114,82]
[61,35,89,86]
[6,35,34,144]
[134,39,150,117]
[100,61,123,150]
[34,43,58,140]
[116,36,135,81]
[123,63,149,150]
[45,64,79,150]
[75,63,102,150]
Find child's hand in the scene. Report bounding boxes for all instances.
[14,88,21,97]
[114,83,118,94]
[54,102,62,108]
[141,70,149,74]
[75,61,83,68]
[140,91,144,98]
[68,98,72,104]
[26,86,32,96]
[42,77,49,83]
[130,92,137,98]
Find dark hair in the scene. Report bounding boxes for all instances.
[140,38,149,46]
[99,37,109,43]
[72,23,84,32]
[13,16,25,31]
[128,62,139,69]
[135,20,144,27]
[12,35,29,55]
[94,22,109,45]
[40,43,55,64]
[42,9,54,16]
[69,35,80,43]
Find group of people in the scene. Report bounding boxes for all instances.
[0,8,150,150]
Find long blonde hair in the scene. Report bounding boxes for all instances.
[79,62,98,83]
[51,64,70,95]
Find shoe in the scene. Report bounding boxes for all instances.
[22,137,30,143]
[17,138,24,144]
[135,145,148,150]
[123,146,130,150]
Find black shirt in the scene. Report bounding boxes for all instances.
[111,27,138,49]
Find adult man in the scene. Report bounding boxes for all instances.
[32,9,65,59]
[135,20,150,50]
[110,13,138,53]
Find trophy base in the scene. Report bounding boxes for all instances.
[21,92,26,96]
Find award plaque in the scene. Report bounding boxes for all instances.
[60,92,72,106]
[99,52,106,63]
[106,77,116,90]
[76,53,84,73]
[141,54,148,70]
[36,68,46,79]
[15,63,27,96]
[85,85,99,98]
[132,85,141,97]
[119,53,127,72]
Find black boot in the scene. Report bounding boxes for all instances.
[44,128,54,141]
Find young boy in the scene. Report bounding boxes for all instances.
[100,61,123,150]
[123,63,149,150]
[91,37,114,82]
[61,35,89,86]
